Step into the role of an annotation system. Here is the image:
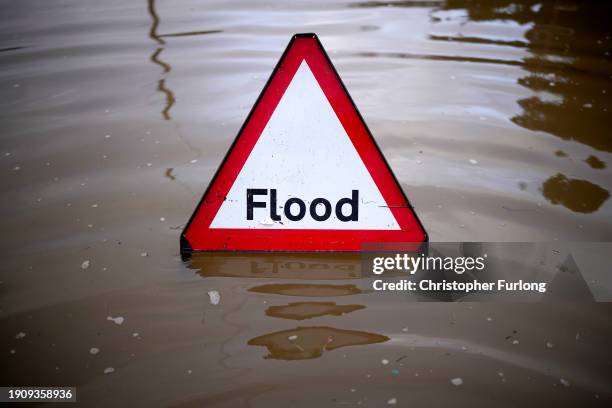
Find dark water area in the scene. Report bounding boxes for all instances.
[1,0,612,406]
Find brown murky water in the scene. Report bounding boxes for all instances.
[1,0,612,406]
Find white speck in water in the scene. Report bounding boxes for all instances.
[187,370,192,374]
[387,398,397,405]
[140,252,148,257]
[381,359,389,365]
[15,332,26,339]
[159,217,165,222]
[133,332,139,337]
[190,159,198,164]
[13,83,20,88]
[104,367,115,374]
[546,341,553,349]
[560,378,570,387]
[451,377,463,386]
[87,224,94,228]
[288,335,298,341]
[583,103,593,108]
[512,339,519,345]
[401,327,408,332]
[90,347,100,355]
[104,134,111,139]
[498,372,504,377]
[10,349,16,354]
[91,203,98,208]
[416,159,422,165]
[207,290,220,305]
[13,166,21,171]
[469,159,478,165]
[81,260,90,270]
[107,316,124,325]
[486,317,493,321]
[146,163,152,167]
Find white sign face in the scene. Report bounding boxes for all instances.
[210,61,400,230]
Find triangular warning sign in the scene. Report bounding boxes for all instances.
[181,33,426,253]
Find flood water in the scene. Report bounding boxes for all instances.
[1,0,612,406]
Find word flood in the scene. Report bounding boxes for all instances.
[246,189,359,222]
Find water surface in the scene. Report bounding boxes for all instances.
[1,0,611,406]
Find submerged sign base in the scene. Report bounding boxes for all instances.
[181,33,426,254]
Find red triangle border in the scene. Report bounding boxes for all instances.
[181,33,427,253]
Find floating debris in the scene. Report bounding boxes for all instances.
[159,217,165,222]
[107,316,124,325]
[546,341,554,349]
[140,252,148,257]
[560,378,570,387]
[91,203,99,208]
[103,367,115,374]
[387,398,397,405]
[10,349,16,354]
[89,347,100,355]
[13,166,21,171]
[381,358,389,365]
[132,332,139,337]
[451,377,463,386]
[469,159,478,165]
[190,159,198,164]
[15,332,26,339]
[207,290,220,305]
[81,260,90,270]
[104,134,111,139]
[512,339,519,345]
[288,335,298,341]
[401,327,408,332]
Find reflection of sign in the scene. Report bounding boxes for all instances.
[181,33,426,253]
[189,253,362,280]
